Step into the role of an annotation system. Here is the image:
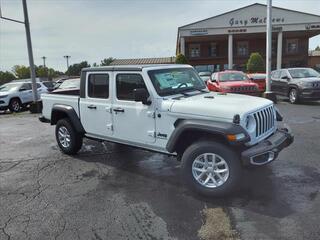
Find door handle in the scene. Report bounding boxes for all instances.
[87,105,97,109]
[113,107,124,113]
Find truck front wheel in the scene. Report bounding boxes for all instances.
[55,118,83,155]
[181,140,241,197]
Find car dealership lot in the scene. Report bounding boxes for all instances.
[1,100,320,240]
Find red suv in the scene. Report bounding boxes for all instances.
[207,70,260,96]
[247,73,266,92]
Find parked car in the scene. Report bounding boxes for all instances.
[207,70,260,96]
[0,81,48,112]
[40,64,293,197]
[247,73,266,92]
[198,71,212,83]
[51,78,80,95]
[271,68,320,104]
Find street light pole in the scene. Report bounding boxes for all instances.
[22,0,38,103]
[264,0,277,102]
[64,55,71,70]
[41,56,46,67]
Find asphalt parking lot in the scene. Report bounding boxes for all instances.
[1,100,320,240]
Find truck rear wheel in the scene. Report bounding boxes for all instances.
[181,140,241,197]
[55,118,83,155]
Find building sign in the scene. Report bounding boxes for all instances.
[228,29,247,33]
[190,29,208,35]
[305,24,320,30]
[229,17,285,26]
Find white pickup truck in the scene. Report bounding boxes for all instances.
[40,64,293,196]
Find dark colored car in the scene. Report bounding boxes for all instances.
[271,68,320,104]
[247,73,266,92]
[51,78,80,95]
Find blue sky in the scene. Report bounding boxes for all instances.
[0,0,319,72]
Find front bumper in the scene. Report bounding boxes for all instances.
[241,128,294,166]
[299,89,320,100]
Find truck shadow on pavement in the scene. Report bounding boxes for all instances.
[73,139,320,223]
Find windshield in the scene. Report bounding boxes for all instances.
[0,83,22,92]
[57,79,80,89]
[250,74,266,80]
[219,72,248,82]
[288,68,320,79]
[148,68,206,96]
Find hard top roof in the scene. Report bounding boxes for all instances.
[82,64,191,72]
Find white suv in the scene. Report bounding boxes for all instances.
[0,81,49,112]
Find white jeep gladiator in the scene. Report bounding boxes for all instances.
[40,64,293,196]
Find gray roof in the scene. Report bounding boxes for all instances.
[110,57,176,66]
[82,64,179,72]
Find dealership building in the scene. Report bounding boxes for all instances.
[176,3,320,72]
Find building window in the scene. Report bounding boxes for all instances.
[88,74,109,99]
[189,44,200,58]
[116,74,147,101]
[286,39,299,54]
[209,43,217,57]
[237,41,249,56]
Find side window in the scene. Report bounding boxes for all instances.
[36,83,41,89]
[280,70,288,79]
[21,83,32,90]
[88,74,109,99]
[272,70,281,79]
[116,74,147,101]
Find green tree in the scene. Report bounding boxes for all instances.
[36,66,48,78]
[246,52,265,73]
[0,71,16,85]
[66,61,90,76]
[101,57,115,66]
[175,54,188,64]
[12,65,31,79]
[315,46,320,51]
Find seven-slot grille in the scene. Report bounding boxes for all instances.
[231,86,256,92]
[252,106,275,137]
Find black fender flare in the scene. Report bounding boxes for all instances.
[51,104,85,133]
[166,119,250,153]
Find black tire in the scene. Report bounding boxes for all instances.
[9,98,21,112]
[181,140,241,197]
[55,118,83,155]
[289,88,299,104]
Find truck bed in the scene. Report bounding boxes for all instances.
[41,93,80,120]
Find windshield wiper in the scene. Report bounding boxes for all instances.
[181,87,209,93]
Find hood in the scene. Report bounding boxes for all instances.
[219,80,257,87]
[294,77,320,82]
[168,92,272,121]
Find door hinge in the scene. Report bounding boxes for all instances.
[106,123,113,131]
[147,111,155,118]
[147,130,156,138]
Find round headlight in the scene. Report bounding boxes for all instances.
[245,115,256,132]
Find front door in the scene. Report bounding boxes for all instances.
[79,72,113,137]
[112,72,156,144]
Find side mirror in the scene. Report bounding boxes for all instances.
[281,76,289,80]
[133,88,151,105]
[19,88,27,92]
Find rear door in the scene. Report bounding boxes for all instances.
[271,70,281,93]
[79,72,113,137]
[112,72,156,144]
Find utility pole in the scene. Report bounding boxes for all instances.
[41,56,46,67]
[0,0,38,103]
[64,55,71,70]
[22,0,38,102]
[264,0,277,102]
